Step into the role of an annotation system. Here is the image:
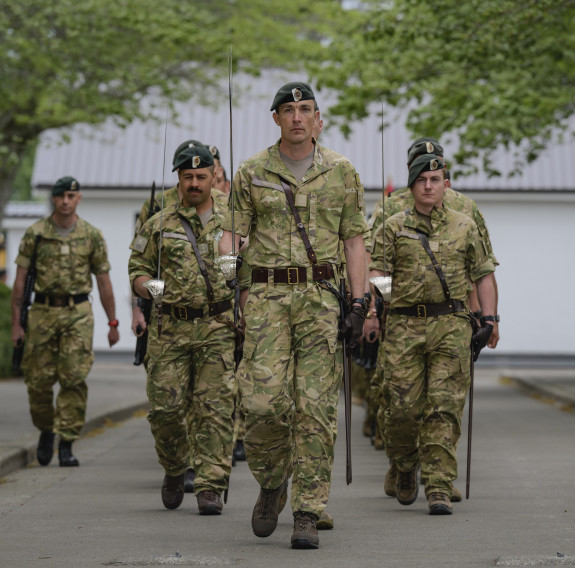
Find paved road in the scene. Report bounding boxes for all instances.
[1,365,574,567]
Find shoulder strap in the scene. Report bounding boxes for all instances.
[414,229,452,302]
[178,215,215,303]
[279,178,318,265]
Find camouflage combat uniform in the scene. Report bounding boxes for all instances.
[370,205,494,497]
[129,198,236,495]
[16,217,110,441]
[371,187,498,450]
[226,139,368,517]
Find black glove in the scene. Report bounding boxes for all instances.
[343,305,365,351]
[471,322,493,362]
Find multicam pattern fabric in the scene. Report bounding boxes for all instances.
[371,206,494,308]
[23,301,94,440]
[228,140,367,517]
[371,205,494,496]
[239,282,342,515]
[16,216,110,441]
[223,139,368,267]
[369,187,498,265]
[16,217,110,294]
[129,195,236,493]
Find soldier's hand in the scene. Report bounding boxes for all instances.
[108,327,120,347]
[471,322,493,361]
[363,316,379,343]
[344,305,365,350]
[131,307,147,337]
[11,323,25,347]
[487,322,499,349]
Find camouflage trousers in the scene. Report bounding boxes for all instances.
[22,301,94,441]
[239,281,342,517]
[382,313,472,496]
[146,311,236,494]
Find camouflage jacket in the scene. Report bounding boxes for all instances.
[15,216,110,295]
[129,195,233,307]
[370,205,494,308]
[223,139,369,268]
[369,187,498,265]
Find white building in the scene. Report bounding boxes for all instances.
[5,73,575,359]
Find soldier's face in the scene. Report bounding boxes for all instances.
[52,191,81,216]
[410,170,446,211]
[178,167,214,210]
[273,101,318,145]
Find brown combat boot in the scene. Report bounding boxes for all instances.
[451,485,462,503]
[161,473,185,510]
[428,492,453,515]
[251,479,289,537]
[197,490,223,515]
[384,462,398,497]
[396,468,418,505]
[291,512,319,549]
[316,510,334,530]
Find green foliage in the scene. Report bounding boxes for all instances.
[0,283,13,378]
[0,0,343,224]
[307,0,575,177]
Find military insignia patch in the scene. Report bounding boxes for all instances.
[192,156,201,168]
[132,235,148,253]
[430,159,438,170]
[426,142,434,153]
[292,88,302,102]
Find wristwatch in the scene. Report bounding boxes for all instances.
[351,297,367,310]
[108,319,119,328]
[481,315,500,324]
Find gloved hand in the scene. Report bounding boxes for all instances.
[343,305,365,351]
[471,322,493,361]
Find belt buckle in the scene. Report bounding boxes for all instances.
[175,306,188,320]
[287,267,299,285]
[416,304,426,318]
[52,296,67,307]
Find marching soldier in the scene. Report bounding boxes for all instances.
[369,155,496,514]
[11,176,119,467]
[129,146,236,515]
[219,82,368,549]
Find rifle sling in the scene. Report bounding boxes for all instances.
[414,229,452,303]
[178,215,216,304]
[279,178,318,266]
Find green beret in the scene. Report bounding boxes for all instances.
[407,154,445,188]
[270,81,315,112]
[172,139,207,166]
[172,146,214,172]
[52,176,80,196]
[406,137,444,166]
[208,145,220,161]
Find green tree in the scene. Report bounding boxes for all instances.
[307,0,575,177]
[0,0,343,227]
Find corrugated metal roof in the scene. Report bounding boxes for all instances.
[32,72,575,192]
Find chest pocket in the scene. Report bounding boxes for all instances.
[251,178,285,214]
[395,231,424,276]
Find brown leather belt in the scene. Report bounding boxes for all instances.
[161,299,232,321]
[390,300,465,318]
[251,264,334,285]
[35,293,89,307]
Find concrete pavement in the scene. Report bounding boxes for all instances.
[1,352,573,480]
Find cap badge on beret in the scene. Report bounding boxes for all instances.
[292,88,302,102]
[430,159,439,170]
[70,180,78,190]
[193,156,201,168]
[426,142,434,153]
[209,146,217,157]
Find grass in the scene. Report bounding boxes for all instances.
[0,282,14,378]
